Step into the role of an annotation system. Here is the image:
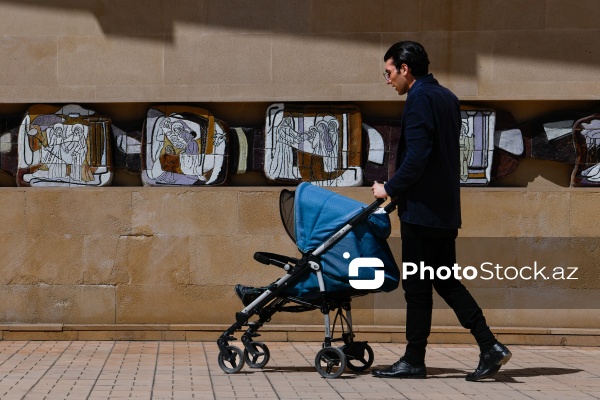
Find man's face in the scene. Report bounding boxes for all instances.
[384,58,410,96]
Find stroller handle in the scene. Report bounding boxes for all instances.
[384,198,399,213]
[348,198,385,227]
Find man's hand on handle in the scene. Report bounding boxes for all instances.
[372,181,388,199]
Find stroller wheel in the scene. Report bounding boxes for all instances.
[315,347,346,379]
[243,342,271,368]
[217,346,245,374]
[345,343,374,372]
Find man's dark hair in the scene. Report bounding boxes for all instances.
[384,41,430,78]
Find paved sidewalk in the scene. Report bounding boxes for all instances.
[0,341,598,399]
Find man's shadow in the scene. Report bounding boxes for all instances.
[426,366,582,382]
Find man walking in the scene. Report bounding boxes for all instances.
[371,41,511,382]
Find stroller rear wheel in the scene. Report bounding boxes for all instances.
[243,342,270,368]
[345,343,374,372]
[315,346,347,379]
[217,346,245,373]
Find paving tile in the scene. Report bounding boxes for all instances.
[0,341,599,399]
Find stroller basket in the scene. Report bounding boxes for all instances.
[217,183,400,378]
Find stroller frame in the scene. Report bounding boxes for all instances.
[217,195,394,378]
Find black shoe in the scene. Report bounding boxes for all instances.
[371,357,426,379]
[466,342,512,382]
[234,284,265,307]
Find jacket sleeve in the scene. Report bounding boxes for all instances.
[384,93,434,198]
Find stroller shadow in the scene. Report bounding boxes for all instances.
[246,365,365,379]
[427,366,583,382]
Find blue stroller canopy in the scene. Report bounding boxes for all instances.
[280,182,400,297]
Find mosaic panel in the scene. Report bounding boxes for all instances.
[142,105,229,186]
[264,103,363,186]
[459,109,496,186]
[17,104,112,187]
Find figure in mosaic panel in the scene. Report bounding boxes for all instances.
[264,103,363,186]
[572,114,600,186]
[142,106,229,186]
[17,104,112,187]
[459,109,496,185]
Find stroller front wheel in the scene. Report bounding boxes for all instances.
[243,342,271,368]
[218,346,245,373]
[315,347,347,379]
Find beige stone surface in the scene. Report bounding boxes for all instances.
[0,1,598,101]
[0,3,102,37]
[0,85,97,103]
[311,0,385,33]
[95,85,165,102]
[131,188,238,236]
[238,191,282,234]
[189,234,296,286]
[492,30,600,84]
[460,189,571,237]
[201,0,311,35]
[2,331,78,341]
[569,191,600,237]
[0,186,599,335]
[25,189,132,236]
[0,36,57,87]
[0,284,115,324]
[272,33,381,85]
[0,190,26,235]
[7,234,85,285]
[0,235,29,285]
[57,36,164,87]
[165,34,273,86]
[546,0,600,29]
[77,330,163,341]
[421,0,547,31]
[83,235,128,285]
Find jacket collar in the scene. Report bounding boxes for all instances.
[407,73,437,96]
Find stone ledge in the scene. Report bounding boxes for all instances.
[1,324,63,332]
[0,324,598,346]
[63,324,170,331]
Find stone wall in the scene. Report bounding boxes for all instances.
[0,0,599,103]
[1,1,600,343]
[1,186,599,344]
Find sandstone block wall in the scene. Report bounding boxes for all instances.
[1,187,599,335]
[1,1,600,342]
[0,0,599,103]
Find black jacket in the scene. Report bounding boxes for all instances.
[384,74,462,229]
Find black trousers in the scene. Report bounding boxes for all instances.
[400,221,496,365]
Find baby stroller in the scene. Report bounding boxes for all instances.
[217,182,400,378]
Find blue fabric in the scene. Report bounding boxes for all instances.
[284,183,399,297]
